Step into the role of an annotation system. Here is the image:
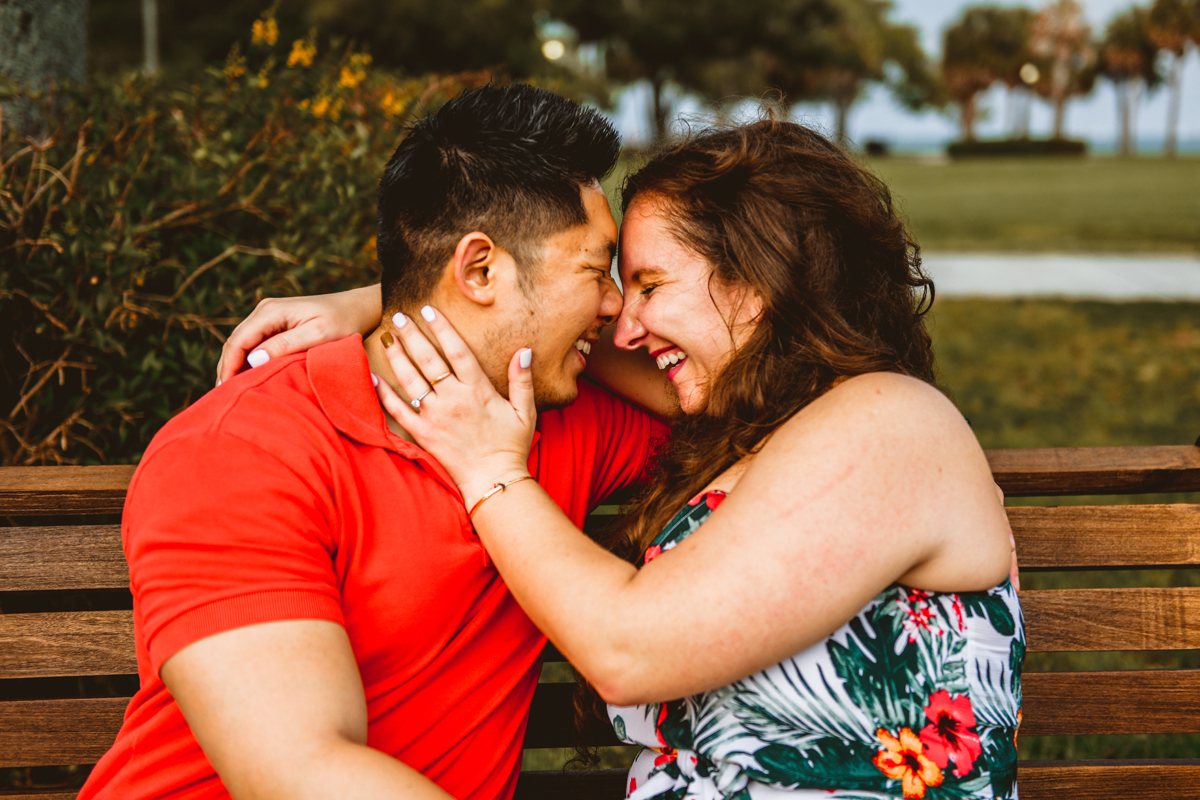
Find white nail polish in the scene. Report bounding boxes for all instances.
[420,305,436,322]
[519,348,532,369]
[247,350,270,368]
[392,312,408,328]
[216,379,222,387]
[371,373,379,387]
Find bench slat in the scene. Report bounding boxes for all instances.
[1010,504,1200,570]
[0,698,127,767]
[1019,759,1200,799]
[1023,587,1200,652]
[523,669,1200,747]
[511,762,1200,800]
[0,611,136,679]
[3,671,1196,768]
[1021,669,1200,736]
[988,445,1200,496]
[514,769,627,800]
[9,763,1195,800]
[1,447,1193,519]
[0,526,128,591]
[0,466,134,517]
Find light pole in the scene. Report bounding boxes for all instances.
[143,0,160,75]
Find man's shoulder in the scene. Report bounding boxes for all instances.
[140,352,336,473]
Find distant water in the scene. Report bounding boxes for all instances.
[922,253,1200,300]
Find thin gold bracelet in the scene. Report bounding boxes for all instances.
[468,475,534,520]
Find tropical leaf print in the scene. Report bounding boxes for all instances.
[613,495,1023,800]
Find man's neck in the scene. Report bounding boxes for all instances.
[362,327,417,443]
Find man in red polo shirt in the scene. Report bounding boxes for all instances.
[79,85,668,800]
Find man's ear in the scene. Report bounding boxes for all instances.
[451,232,502,306]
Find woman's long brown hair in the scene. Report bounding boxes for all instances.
[572,118,937,763]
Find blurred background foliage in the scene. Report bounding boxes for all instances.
[1,13,486,465]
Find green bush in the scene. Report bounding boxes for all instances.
[1,17,486,465]
[946,138,1088,158]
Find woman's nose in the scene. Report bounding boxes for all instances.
[613,305,645,350]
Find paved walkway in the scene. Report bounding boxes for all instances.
[922,253,1200,300]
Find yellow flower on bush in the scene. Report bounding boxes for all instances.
[224,45,248,79]
[251,15,278,47]
[309,96,332,117]
[339,53,372,89]
[288,38,316,68]
[380,90,405,117]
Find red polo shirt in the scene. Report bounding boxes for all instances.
[79,335,666,800]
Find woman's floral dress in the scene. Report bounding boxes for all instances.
[609,491,1025,800]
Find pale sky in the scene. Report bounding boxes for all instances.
[611,0,1200,152]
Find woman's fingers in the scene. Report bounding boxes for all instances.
[414,305,489,385]
[507,348,537,426]
[373,373,425,433]
[391,309,453,388]
[381,327,435,406]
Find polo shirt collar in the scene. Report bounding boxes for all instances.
[304,335,540,484]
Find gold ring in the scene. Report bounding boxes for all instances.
[429,372,453,386]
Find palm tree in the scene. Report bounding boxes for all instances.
[1148,0,1199,157]
[1029,0,1097,140]
[1101,7,1162,157]
[943,6,1034,142]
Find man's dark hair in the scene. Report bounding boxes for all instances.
[376,84,621,311]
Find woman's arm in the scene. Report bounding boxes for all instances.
[375,310,1013,706]
[584,326,677,419]
[216,285,383,384]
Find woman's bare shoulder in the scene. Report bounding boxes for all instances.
[764,371,972,459]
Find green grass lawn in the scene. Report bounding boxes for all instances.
[525,299,1200,771]
[869,156,1200,253]
[609,153,1200,253]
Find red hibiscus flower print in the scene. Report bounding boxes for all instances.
[874,727,944,798]
[687,489,727,508]
[919,690,983,777]
[652,747,678,767]
[644,544,663,564]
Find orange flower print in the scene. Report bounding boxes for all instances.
[874,727,944,799]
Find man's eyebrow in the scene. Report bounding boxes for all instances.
[587,241,617,262]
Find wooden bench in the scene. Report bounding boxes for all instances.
[3,445,1200,799]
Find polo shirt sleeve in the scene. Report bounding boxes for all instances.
[124,430,344,675]
[574,380,671,508]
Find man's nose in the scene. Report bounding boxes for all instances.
[597,279,623,327]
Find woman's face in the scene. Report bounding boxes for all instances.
[614,199,762,415]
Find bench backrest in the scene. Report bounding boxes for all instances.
[2,446,1199,799]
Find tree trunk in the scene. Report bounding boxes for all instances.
[142,0,160,76]
[1128,81,1141,157]
[1117,80,1131,157]
[1164,54,1182,158]
[0,0,87,139]
[1053,97,1067,140]
[650,76,666,144]
[1018,89,1033,139]
[834,98,850,145]
[962,94,977,141]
